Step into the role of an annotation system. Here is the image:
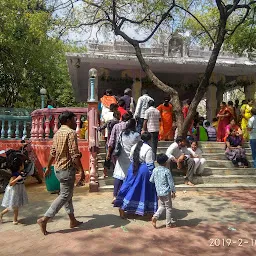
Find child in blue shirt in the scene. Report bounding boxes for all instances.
[150,153,176,228]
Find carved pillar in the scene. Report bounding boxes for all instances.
[7,121,12,139]
[38,116,44,139]
[206,84,217,122]
[88,68,99,192]
[88,103,99,192]
[132,79,142,103]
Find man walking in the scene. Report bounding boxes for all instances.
[37,111,84,235]
[120,88,135,112]
[143,100,160,159]
[134,89,153,133]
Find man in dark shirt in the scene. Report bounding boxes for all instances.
[120,88,135,112]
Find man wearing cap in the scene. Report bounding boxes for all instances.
[120,88,135,113]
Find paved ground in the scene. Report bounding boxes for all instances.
[1,181,256,256]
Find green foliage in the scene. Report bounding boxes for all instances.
[0,0,84,108]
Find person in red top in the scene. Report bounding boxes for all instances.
[118,99,128,119]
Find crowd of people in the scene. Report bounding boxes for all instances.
[1,88,255,235]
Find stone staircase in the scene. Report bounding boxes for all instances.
[97,141,256,191]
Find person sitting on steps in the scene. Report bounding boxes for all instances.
[166,137,195,186]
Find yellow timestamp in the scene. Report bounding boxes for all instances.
[209,238,256,247]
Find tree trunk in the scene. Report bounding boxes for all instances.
[181,18,227,137]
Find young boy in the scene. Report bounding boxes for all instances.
[150,153,176,228]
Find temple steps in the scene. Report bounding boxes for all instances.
[97,141,256,191]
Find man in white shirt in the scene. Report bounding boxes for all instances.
[143,100,160,159]
[248,107,256,168]
[134,89,153,133]
[166,137,195,186]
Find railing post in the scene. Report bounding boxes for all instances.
[7,120,12,139]
[39,116,44,139]
[53,114,59,135]
[15,120,20,139]
[34,117,39,139]
[1,120,5,138]
[23,121,27,139]
[45,114,50,139]
[88,68,99,192]
[88,104,99,192]
[76,114,81,137]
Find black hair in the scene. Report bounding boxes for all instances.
[118,99,126,107]
[113,111,121,119]
[6,151,24,173]
[242,100,247,104]
[133,132,151,174]
[156,153,168,165]
[251,107,256,116]
[121,113,131,122]
[123,119,136,135]
[164,96,170,101]
[59,111,76,125]
[221,102,227,106]
[212,117,218,122]
[230,117,236,123]
[198,121,203,126]
[191,140,198,146]
[141,89,148,95]
[106,89,113,95]
[228,101,233,106]
[148,100,155,107]
[110,103,118,112]
[205,121,210,127]
[175,136,186,143]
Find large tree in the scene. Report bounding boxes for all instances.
[0,0,83,108]
[49,0,256,135]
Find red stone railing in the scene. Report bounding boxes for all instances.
[30,107,88,139]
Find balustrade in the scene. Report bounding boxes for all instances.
[0,108,31,139]
[31,107,88,139]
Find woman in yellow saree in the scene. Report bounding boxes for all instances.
[241,99,254,141]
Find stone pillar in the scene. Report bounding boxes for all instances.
[206,84,217,121]
[244,83,256,101]
[132,79,142,103]
[88,68,99,192]
[121,69,146,103]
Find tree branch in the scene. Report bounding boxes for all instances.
[226,6,251,37]
[175,4,215,44]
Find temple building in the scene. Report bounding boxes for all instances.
[66,36,256,121]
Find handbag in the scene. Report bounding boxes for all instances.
[113,132,123,157]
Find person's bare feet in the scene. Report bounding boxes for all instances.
[70,219,83,228]
[119,208,125,219]
[185,181,195,186]
[37,218,48,235]
[111,197,116,204]
[151,217,157,228]
[0,213,3,223]
[166,224,176,228]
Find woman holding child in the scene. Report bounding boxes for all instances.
[114,132,158,218]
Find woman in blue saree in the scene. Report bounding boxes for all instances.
[114,132,158,217]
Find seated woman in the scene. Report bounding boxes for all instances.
[114,132,158,218]
[225,128,249,168]
[188,141,206,175]
[224,118,242,142]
